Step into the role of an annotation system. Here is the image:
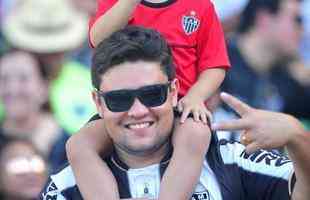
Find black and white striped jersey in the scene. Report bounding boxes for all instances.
[39,136,295,200]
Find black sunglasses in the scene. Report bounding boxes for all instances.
[97,82,171,112]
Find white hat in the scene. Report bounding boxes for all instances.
[2,0,88,53]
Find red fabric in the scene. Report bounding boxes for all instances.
[90,0,230,96]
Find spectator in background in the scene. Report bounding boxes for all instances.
[222,0,303,112]
[0,51,69,171]
[0,28,9,57]
[0,0,11,57]
[0,138,47,200]
[300,0,310,63]
[270,56,310,129]
[212,0,249,35]
[0,0,14,119]
[268,0,310,127]
[0,32,9,57]
[1,0,96,134]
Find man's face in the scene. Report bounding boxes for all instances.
[93,61,178,156]
[271,0,303,57]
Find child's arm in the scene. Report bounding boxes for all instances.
[66,118,119,200]
[178,68,226,123]
[159,118,211,200]
[158,68,226,200]
[90,0,142,47]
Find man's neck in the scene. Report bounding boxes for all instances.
[115,142,171,169]
[237,31,277,74]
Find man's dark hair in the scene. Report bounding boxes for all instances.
[238,0,295,33]
[91,26,175,90]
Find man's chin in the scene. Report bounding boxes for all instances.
[125,139,168,156]
[127,144,159,156]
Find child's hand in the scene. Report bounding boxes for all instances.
[177,95,212,124]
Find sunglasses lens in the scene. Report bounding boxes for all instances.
[104,90,134,112]
[139,84,168,107]
[100,83,170,112]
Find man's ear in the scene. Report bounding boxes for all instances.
[170,78,179,107]
[92,90,104,118]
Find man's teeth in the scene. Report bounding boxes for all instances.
[128,122,151,129]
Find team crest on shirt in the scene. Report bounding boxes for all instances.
[191,191,210,200]
[191,183,211,200]
[182,11,200,35]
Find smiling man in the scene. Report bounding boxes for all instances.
[40,26,310,200]
[94,60,176,162]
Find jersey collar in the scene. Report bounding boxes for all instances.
[141,0,177,8]
[110,144,173,171]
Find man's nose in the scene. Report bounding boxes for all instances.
[127,98,149,118]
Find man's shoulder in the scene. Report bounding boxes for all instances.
[216,139,247,163]
[215,139,293,173]
[208,138,245,163]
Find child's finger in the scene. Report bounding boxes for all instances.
[201,107,212,122]
[211,118,251,131]
[177,101,183,112]
[200,111,208,124]
[205,109,213,123]
[180,108,190,123]
[193,110,200,122]
[221,92,252,116]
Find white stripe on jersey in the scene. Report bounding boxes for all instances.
[219,142,293,180]
[51,166,76,191]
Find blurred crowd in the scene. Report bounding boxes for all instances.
[0,0,309,199]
